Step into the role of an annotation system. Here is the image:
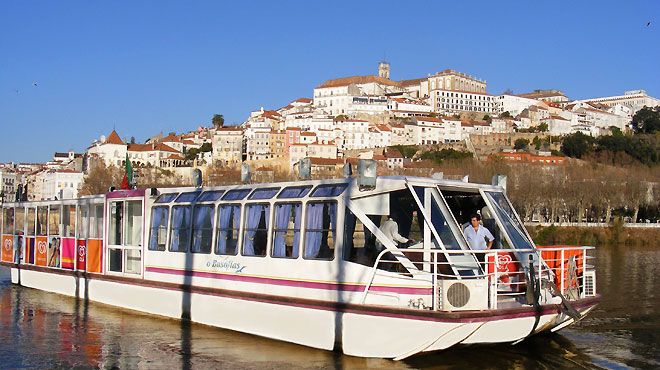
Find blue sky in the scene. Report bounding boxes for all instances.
[1,0,658,163]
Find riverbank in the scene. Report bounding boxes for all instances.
[527,223,660,247]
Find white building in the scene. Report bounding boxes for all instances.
[578,90,660,114]
[213,127,244,166]
[313,64,404,116]
[335,119,370,150]
[38,169,84,200]
[543,115,574,135]
[517,89,569,103]
[0,170,21,201]
[86,130,127,167]
[493,94,544,117]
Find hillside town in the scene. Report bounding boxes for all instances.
[1,62,659,202]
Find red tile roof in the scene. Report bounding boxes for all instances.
[318,75,400,88]
[105,130,124,145]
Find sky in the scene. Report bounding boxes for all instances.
[1,0,658,163]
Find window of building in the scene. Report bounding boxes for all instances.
[242,204,270,257]
[272,203,301,258]
[304,202,337,260]
[216,204,241,255]
[169,206,191,252]
[191,205,214,254]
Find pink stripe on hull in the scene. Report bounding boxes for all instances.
[145,266,433,295]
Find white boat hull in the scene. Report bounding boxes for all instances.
[7,265,600,359]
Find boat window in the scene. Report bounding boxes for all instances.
[242,204,270,257]
[3,207,14,235]
[249,188,280,200]
[216,204,240,255]
[108,248,122,272]
[148,206,169,251]
[311,184,348,197]
[125,249,141,274]
[49,205,61,236]
[484,191,534,250]
[108,201,123,245]
[77,205,89,239]
[27,208,36,236]
[278,186,312,199]
[36,206,48,236]
[343,208,383,266]
[169,206,191,253]
[222,189,251,201]
[124,200,142,247]
[191,205,214,254]
[63,205,76,238]
[272,203,301,259]
[304,202,337,260]
[155,193,178,203]
[15,207,25,235]
[89,204,103,239]
[198,190,224,202]
[413,186,461,250]
[442,189,506,249]
[176,191,201,203]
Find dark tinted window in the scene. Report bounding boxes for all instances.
[278,186,312,199]
[311,184,348,197]
[198,190,224,202]
[222,189,251,201]
[155,193,178,203]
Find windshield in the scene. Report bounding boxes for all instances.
[483,191,534,250]
[412,186,463,250]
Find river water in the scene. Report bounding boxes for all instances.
[0,246,657,369]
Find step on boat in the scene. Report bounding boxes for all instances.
[0,166,599,359]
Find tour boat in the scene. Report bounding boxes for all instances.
[0,171,599,359]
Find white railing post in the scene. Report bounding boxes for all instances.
[582,247,587,298]
[560,249,565,295]
[432,252,438,310]
[492,250,498,309]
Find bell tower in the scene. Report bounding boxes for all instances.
[378,61,390,79]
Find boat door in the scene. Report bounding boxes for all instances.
[406,181,481,277]
[105,190,146,277]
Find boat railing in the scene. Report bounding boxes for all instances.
[360,245,596,311]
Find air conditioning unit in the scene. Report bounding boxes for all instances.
[583,270,596,297]
[438,279,489,311]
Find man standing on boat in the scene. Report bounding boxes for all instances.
[463,213,494,266]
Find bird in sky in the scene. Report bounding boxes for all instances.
[647,21,651,27]
[33,82,38,87]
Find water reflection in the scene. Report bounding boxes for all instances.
[0,245,658,369]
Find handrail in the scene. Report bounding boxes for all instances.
[359,245,597,309]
